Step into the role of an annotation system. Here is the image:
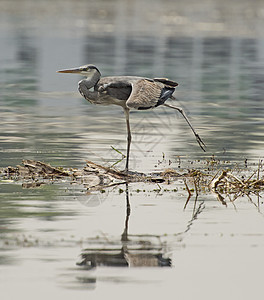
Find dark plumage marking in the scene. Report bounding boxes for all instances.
[105,86,132,101]
[155,87,175,107]
[138,106,152,110]
[83,64,101,75]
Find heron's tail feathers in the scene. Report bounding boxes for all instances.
[154,78,178,87]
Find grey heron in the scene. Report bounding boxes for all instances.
[57,64,205,172]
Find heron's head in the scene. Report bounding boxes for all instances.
[57,64,101,77]
[57,64,101,88]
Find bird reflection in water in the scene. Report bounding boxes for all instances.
[77,184,171,269]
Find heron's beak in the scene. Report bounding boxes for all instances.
[56,67,82,74]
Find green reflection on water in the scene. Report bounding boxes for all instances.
[0,183,76,231]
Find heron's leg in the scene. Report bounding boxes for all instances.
[123,108,132,172]
[121,183,130,242]
[163,103,206,152]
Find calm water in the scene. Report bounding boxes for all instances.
[0,1,264,299]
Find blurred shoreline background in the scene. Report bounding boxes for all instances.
[0,0,263,169]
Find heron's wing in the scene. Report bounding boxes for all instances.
[97,77,176,108]
[107,86,132,100]
[126,79,168,110]
[97,78,132,100]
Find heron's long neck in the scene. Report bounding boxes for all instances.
[78,80,96,101]
[78,71,101,102]
[83,71,100,89]
[78,79,99,103]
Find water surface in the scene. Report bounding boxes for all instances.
[0,1,264,299]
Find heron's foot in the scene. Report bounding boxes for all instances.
[195,133,206,152]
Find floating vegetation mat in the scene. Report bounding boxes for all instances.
[0,159,263,206]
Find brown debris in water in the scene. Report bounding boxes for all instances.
[4,159,70,179]
[1,160,263,200]
[208,164,264,205]
[0,159,163,189]
[210,170,264,193]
